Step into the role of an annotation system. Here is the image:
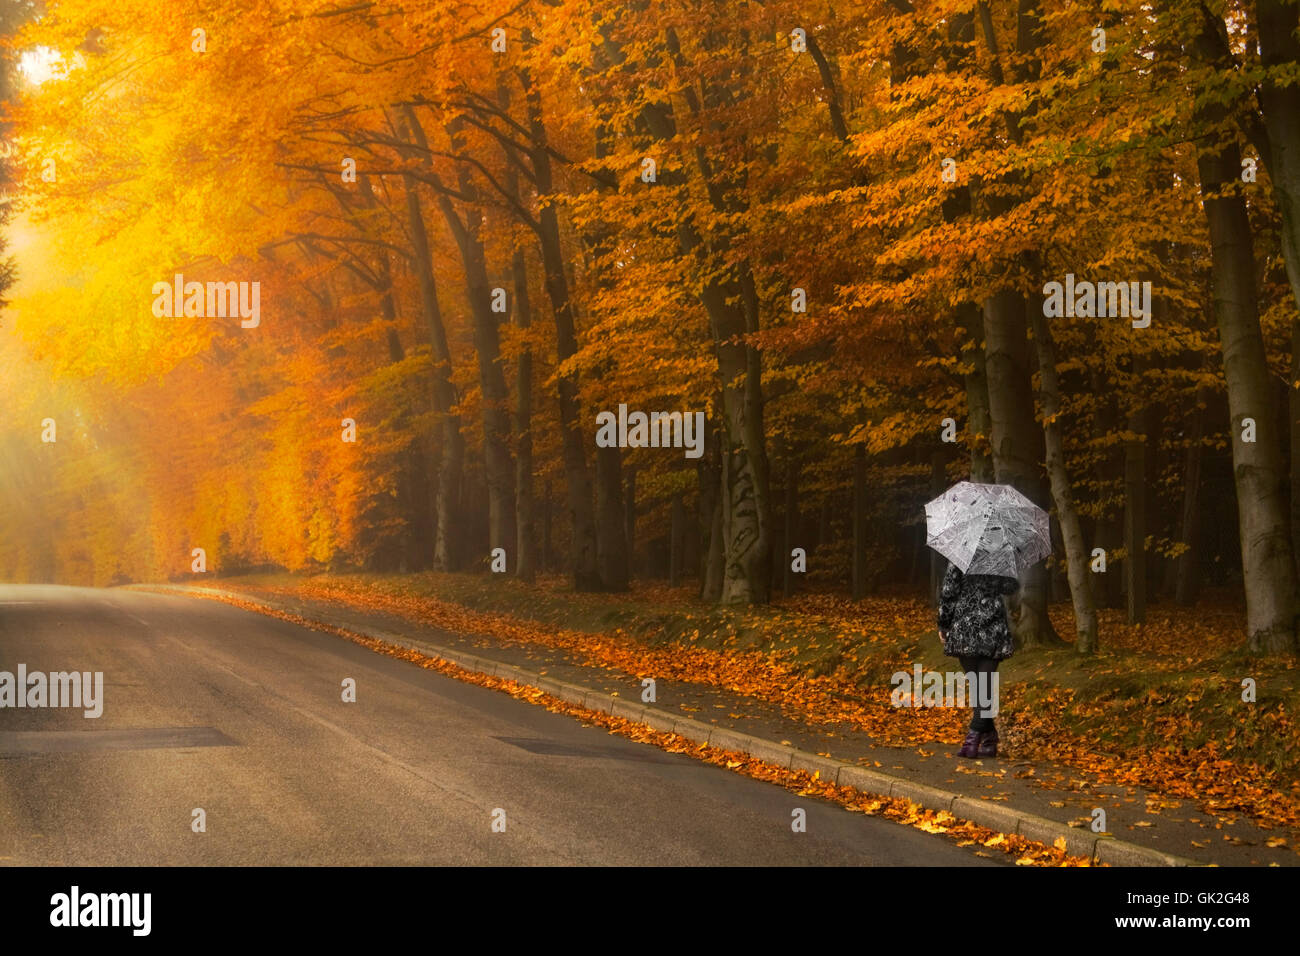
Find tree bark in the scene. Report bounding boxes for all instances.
[974,0,1062,648]
[626,27,771,605]
[397,163,463,572]
[433,115,517,566]
[577,106,632,593]
[928,448,947,601]
[1175,392,1207,606]
[960,303,995,483]
[624,466,637,580]
[1089,374,1125,609]
[369,249,434,571]
[492,87,537,584]
[784,457,799,598]
[943,12,993,487]
[1260,5,1300,574]
[699,427,724,601]
[703,492,724,601]
[669,492,685,588]
[519,70,601,591]
[983,290,1062,647]
[852,444,867,600]
[817,497,830,555]
[511,247,536,583]
[1255,0,1300,316]
[542,479,552,575]
[1292,316,1300,572]
[713,281,771,605]
[595,445,629,591]
[1193,24,1299,653]
[1029,309,1099,653]
[1124,396,1148,625]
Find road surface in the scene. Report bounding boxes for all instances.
[0,584,997,865]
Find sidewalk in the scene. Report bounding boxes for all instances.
[143,582,1299,866]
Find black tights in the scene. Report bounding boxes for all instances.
[958,656,1000,733]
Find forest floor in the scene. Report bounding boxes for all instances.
[188,570,1300,863]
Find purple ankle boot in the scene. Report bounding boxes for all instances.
[956,730,981,758]
[976,729,999,758]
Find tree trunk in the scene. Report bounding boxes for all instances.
[624,466,637,580]
[520,72,601,591]
[1146,401,1167,604]
[1030,309,1099,652]
[400,107,515,567]
[1193,38,1299,653]
[1089,375,1125,609]
[669,492,685,588]
[399,167,463,572]
[1256,0,1300,317]
[595,445,629,591]
[703,493,724,601]
[494,89,536,584]
[961,303,995,483]
[943,13,992,486]
[973,1,1061,647]
[579,105,631,594]
[699,428,724,600]
[542,479,552,575]
[511,248,536,583]
[817,496,830,554]
[1049,517,1069,603]
[909,515,927,591]
[783,457,799,598]
[1267,58,1300,574]
[928,448,947,601]
[852,444,867,600]
[1175,393,1207,606]
[1292,315,1300,574]
[628,29,771,605]
[373,252,434,571]
[708,276,770,605]
[983,290,1063,647]
[433,117,516,566]
[1124,398,1148,625]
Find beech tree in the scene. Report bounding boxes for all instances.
[2,0,1298,656]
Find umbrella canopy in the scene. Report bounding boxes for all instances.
[924,481,1051,577]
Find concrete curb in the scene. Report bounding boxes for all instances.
[143,583,1200,867]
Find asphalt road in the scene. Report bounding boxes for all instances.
[0,584,997,865]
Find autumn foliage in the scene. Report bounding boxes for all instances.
[2,1,1300,659]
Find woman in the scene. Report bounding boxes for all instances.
[937,564,1019,758]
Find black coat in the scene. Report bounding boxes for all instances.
[937,565,1019,660]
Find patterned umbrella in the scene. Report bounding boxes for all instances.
[924,481,1051,577]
